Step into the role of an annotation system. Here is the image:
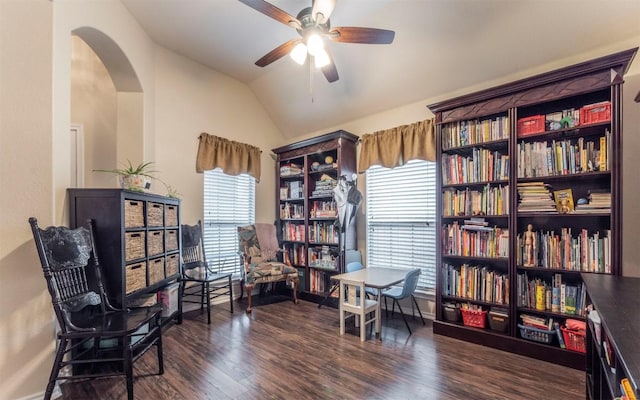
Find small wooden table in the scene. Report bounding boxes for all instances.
[332,267,409,339]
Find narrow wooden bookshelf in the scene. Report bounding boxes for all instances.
[429,48,637,369]
[272,130,358,306]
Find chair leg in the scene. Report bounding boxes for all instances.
[384,296,389,317]
[246,285,253,313]
[394,300,412,335]
[292,278,299,305]
[177,280,185,324]
[412,295,426,325]
[125,344,134,400]
[227,275,234,313]
[200,283,205,310]
[205,281,212,325]
[44,337,67,400]
[156,316,164,375]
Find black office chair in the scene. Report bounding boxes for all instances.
[180,220,233,324]
[28,217,163,400]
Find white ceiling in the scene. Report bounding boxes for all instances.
[120,0,640,139]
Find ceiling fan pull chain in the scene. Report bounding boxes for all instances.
[309,56,315,103]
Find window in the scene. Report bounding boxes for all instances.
[365,160,437,292]
[203,168,255,276]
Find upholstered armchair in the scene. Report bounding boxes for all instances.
[237,223,299,313]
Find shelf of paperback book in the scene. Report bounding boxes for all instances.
[517,306,586,321]
[442,180,510,190]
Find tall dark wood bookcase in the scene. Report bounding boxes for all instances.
[428,48,637,369]
[68,188,182,325]
[272,130,358,306]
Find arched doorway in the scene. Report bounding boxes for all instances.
[70,27,144,188]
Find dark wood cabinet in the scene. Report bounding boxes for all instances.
[68,188,181,324]
[272,130,358,305]
[428,48,637,369]
[583,274,640,400]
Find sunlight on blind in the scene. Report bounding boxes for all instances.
[203,168,255,276]
[366,160,436,291]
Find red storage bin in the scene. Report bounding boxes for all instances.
[561,327,586,353]
[580,101,611,125]
[461,309,487,328]
[518,115,545,136]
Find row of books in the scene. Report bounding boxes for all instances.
[441,149,509,185]
[442,222,509,258]
[441,263,510,305]
[442,184,509,217]
[280,202,305,219]
[309,269,331,294]
[310,200,337,218]
[517,133,609,178]
[441,116,510,149]
[280,181,305,200]
[283,243,306,266]
[308,246,337,270]
[281,222,305,242]
[308,222,339,244]
[516,273,586,316]
[515,227,612,273]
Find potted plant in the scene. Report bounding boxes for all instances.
[94,160,158,192]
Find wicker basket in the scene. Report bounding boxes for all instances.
[461,309,487,329]
[125,262,146,294]
[147,202,164,226]
[561,327,586,353]
[148,230,164,256]
[165,229,178,251]
[124,200,144,228]
[165,205,178,227]
[166,254,179,277]
[148,257,165,285]
[124,232,146,261]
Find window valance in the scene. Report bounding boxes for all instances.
[358,118,435,172]
[196,133,261,182]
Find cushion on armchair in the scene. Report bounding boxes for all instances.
[238,224,298,287]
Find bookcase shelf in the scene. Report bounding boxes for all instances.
[272,130,358,306]
[430,48,637,370]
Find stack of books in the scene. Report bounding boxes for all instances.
[517,182,557,213]
[574,190,611,213]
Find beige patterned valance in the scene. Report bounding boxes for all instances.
[358,118,435,172]
[196,133,261,181]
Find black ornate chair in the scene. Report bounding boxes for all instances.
[28,217,163,400]
[179,220,233,324]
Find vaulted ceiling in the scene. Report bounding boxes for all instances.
[121,0,640,139]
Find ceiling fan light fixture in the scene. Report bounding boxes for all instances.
[314,48,330,68]
[306,33,324,56]
[290,42,308,65]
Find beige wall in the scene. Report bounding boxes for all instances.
[152,45,284,225]
[1,1,639,399]
[0,2,55,400]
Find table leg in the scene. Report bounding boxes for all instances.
[376,288,382,340]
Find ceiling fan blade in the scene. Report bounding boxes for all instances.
[312,0,336,25]
[328,27,395,44]
[321,50,339,83]
[255,39,301,67]
[238,0,301,28]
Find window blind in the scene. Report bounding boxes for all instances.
[365,160,437,291]
[203,168,255,276]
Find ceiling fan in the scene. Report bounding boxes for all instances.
[238,0,395,83]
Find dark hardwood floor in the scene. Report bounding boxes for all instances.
[60,298,584,399]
